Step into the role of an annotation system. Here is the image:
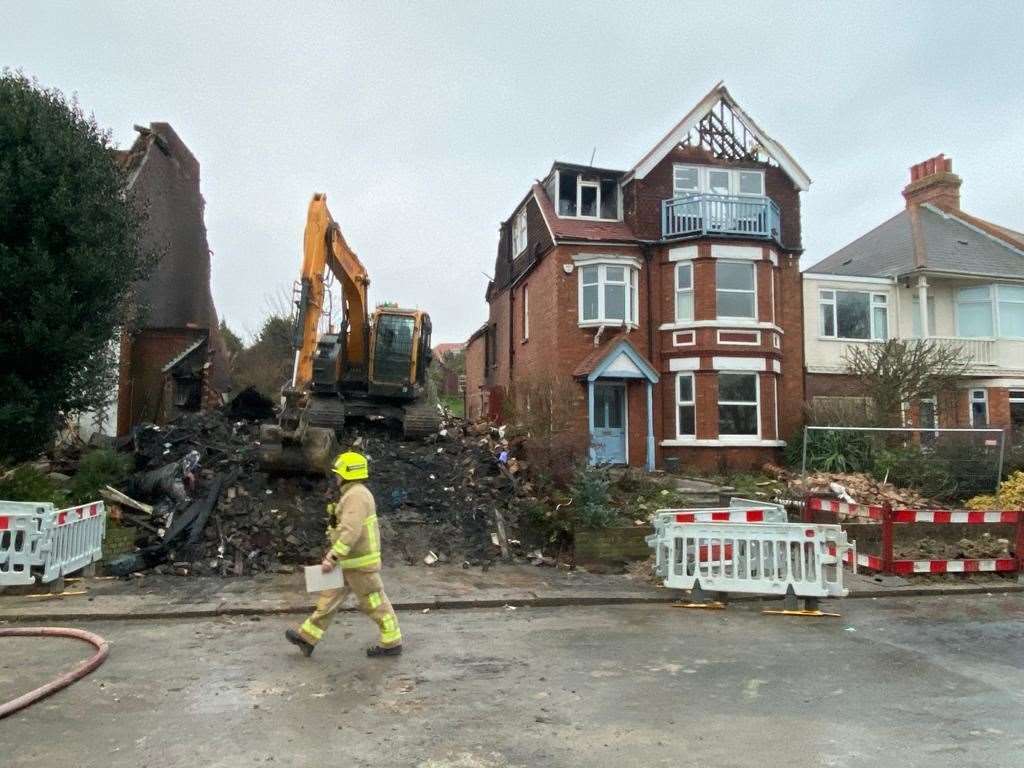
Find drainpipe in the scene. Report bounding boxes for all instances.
[643,244,655,361]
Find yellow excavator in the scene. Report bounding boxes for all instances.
[259,194,439,473]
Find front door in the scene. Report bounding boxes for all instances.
[592,383,627,464]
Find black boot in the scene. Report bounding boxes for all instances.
[366,644,403,657]
[285,628,315,657]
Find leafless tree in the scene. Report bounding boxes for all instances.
[842,339,972,427]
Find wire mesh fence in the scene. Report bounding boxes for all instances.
[801,426,1005,502]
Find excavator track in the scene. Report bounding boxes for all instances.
[402,401,441,440]
[305,397,347,431]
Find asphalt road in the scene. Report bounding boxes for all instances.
[1,595,1022,768]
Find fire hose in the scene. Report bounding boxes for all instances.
[0,627,109,719]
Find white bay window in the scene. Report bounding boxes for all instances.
[578,261,639,326]
[718,372,759,437]
[675,262,693,322]
[956,284,1024,338]
[716,261,756,320]
[676,373,695,438]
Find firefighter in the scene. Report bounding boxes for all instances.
[285,451,403,658]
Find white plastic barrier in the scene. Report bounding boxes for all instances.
[0,501,54,586]
[648,499,787,579]
[40,502,107,583]
[654,521,853,600]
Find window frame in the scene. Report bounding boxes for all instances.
[512,209,528,256]
[969,388,988,427]
[555,170,621,221]
[672,164,765,198]
[716,260,757,322]
[1009,389,1024,431]
[717,371,760,440]
[577,262,640,327]
[996,284,1024,339]
[818,288,889,341]
[955,285,995,339]
[675,262,694,322]
[675,373,696,439]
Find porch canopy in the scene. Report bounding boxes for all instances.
[574,336,659,471]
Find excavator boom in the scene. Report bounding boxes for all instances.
[293,194,370,388]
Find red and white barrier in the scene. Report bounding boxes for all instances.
[812,495,1024,577]
[41,501,107,583]
[806,497,884,519]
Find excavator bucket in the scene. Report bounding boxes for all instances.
[258,424,338,475]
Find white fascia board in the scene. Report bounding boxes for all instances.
[803,273,897,286]
[711,244,763,261]
[627,83,811,191]
[660,439,786,448]
[668,357,701,372]
[668,245,699,262]
[571,253,643,269]
[712,356,766,371]
[659,320,784,334]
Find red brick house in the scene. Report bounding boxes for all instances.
[465,83,809,471]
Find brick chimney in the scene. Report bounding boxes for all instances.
[902,153,961,210]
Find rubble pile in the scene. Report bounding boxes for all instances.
[99,408,532,576]
[894,533,1011,561]
[765,464,937,510]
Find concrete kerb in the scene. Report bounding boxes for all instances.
[1,583,1022,624]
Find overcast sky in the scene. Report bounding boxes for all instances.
[4,1,1023,343]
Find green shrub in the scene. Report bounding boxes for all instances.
[872,446,955,500]
[69,448,132,504]
[803,430,875,473]
[568,464,618,529]
[0,465,68,507]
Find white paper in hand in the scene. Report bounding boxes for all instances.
[305,564,344,593]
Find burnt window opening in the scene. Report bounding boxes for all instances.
[172,374,202,410]
[555,169,620,220]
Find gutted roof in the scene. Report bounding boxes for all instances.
[807,204,1024,279]
[627,81,811,191]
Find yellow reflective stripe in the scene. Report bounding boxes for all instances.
[367,592,382,610]
[380,614,401,644]
[339,551,381,570]
[300,620,323,640]
[331,539,351,556]
[363,514,377,526]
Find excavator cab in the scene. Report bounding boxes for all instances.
[368,308,431,396]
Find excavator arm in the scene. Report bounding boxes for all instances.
[293,193,370,389]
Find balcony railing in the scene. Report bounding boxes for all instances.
[662,193,781,242]
[930,336,996,366]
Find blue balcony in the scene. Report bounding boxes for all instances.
[662,193,781,242]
